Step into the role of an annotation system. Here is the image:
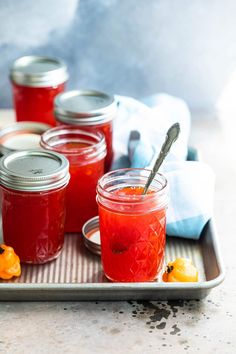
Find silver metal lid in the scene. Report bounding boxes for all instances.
[82,216,101,255]
[55,90,117,125]
[0,121,51,155]
[0,150,70,192]
[10,56,69,87]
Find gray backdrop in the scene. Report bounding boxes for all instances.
[0,0,236,112]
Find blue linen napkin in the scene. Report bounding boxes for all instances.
[111,94,215,240]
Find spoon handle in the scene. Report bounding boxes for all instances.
[143,122,180,194]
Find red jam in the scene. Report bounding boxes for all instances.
[54,90,116,171]
[41,127,106,233]
[57,142,104,232]
[0,149,69,264]
[10,55,68,126]
[100,121,113,171]
[12,82,65,126]
[97,174,168,282]
[2,186,67,264]
[63,121,113,171]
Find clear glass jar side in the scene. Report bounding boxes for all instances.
[97,168,168,282]
[11,81,66,126]
[40,126,106,164]
[56,119,113,171]
[97,169,168,213]
[40,126,106,233]
[1,184,68,264]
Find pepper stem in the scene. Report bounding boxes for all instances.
[166,265,174,273]
[0,246,5,254]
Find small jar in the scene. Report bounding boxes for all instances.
[97,169,168,282]
[10,56,69,126]
[54,90,116,171]
[40,126,107,233]
[0,121,51,157]
[0,150,70,264]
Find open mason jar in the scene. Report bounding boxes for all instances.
[0,121,51,157]
[97,169,168,282]
[41,126,106,233]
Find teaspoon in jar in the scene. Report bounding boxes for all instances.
[142,122,180,195]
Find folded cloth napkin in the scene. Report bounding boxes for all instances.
[111,94,215,240]
[112,93,191,169]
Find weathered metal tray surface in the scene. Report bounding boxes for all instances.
[0,147,225,301]
[0,219,225,301]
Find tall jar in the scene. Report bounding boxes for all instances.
[97,169,168,282]
[41,126,107,233]
[10,56,68,126]
[54,90,116,171]
[0,150,70,264]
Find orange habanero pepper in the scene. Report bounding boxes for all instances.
[162,258,198,282]
[0,244,21,280]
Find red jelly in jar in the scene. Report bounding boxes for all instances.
[41,126,106,233]
[97,169,168,282]
[0,150,70,264]
[54,90,116,171]
[10,56,68,126]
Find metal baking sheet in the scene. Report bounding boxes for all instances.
[0,219,225,301]
[0,148,225,301]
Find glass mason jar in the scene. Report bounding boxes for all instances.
[54,90,116,171]
[97,169,168,282]
[0,150,70,264]
[0,121,51,157]
[41,126,107,233]
[10,56,69,126]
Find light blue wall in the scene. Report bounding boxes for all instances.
[1,0,236,112]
